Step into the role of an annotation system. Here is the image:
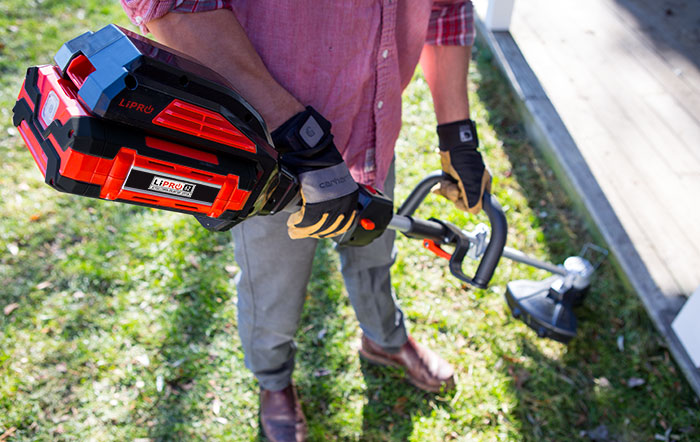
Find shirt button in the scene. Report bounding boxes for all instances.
[377,101,384,109]
[135,16,143,25]
[382,49,389,59]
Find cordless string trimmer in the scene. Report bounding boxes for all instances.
[12,25,605,343]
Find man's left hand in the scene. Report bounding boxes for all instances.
[434,119,491,214]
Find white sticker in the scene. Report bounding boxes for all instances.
[41,90,59,128]
[148,176,196,198]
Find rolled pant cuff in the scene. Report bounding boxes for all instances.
[257,376,292,392]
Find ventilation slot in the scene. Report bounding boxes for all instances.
[152,100,257,153]
[147,160,174,169]
[133,196,158,203]
[191,171,213,179]
[175,203,198,210]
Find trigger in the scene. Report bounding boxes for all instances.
[423,239,452,260]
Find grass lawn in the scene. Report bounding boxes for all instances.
[0,1,698,441]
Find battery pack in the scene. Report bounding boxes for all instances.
[53,24,271,155]
[13,64,296,226]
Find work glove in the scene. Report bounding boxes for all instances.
[434,119,492,214]
[272,106,358,239]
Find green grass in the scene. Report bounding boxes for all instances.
[0,1,698,441]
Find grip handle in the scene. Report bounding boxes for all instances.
[396,171,507,289]
[474,193,507,287]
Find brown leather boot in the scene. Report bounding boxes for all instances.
[260,383,308,442]
[359,334,455,393]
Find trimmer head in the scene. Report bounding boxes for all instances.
[505,276,588,343]
[505,256,593,343]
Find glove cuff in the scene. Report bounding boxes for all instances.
[271,106,333,153]
[272,106,343,174]
[437,119,479,151]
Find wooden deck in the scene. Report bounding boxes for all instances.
[472,0,700,396]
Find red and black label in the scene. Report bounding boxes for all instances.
[123,167,220,205]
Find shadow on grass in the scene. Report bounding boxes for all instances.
[148,290,226,440]
[470,40,649,439]
[146,232,234,441]
[359,360,452,441]
[293,240,353,439]
[471,39,601,438]
[16,209,235,440]
[292,240,453,440]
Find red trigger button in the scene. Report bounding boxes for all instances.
[360,218,375,230]
[423,239,452,260]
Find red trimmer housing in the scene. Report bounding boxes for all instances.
[13,25,298,230]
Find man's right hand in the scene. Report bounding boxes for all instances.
[147,10,360,239]
[272,107,359,239]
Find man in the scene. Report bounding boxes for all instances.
[121,1,491,440]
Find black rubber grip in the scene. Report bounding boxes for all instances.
[396,170,508,289]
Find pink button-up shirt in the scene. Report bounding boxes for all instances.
[121,0,474,187]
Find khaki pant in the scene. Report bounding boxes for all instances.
[231,162,407,390]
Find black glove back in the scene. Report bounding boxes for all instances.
[435,119,491,214]
[272,107,358,239]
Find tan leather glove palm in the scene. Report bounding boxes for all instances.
[286,164,358,239]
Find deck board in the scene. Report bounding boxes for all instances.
[471,0,700,396]
[503,0,700,295]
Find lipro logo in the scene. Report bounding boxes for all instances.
[118,98,155,114]
[148,176,196,198]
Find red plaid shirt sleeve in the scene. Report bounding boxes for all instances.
[425,1,475,46]
[121,0,234,33]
